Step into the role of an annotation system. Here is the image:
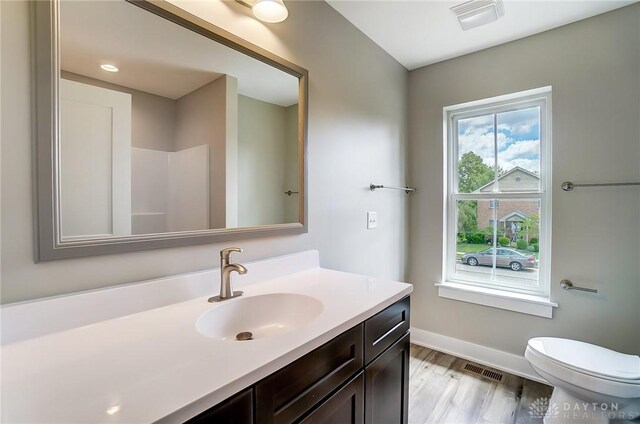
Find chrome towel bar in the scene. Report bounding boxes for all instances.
[560,279,597,293]
[561,181,640,191]
[370,183,416,194]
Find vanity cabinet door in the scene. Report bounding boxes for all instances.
[255,324,363,424]
[364,296,410,364]
[300,372,364,424]
[185,388,253,424]
[365,332,410,424]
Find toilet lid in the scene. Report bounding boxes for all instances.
[527,337,640,382]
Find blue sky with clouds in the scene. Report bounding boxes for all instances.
[458,107,540,173]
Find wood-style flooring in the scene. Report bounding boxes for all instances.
[409,344,553,424]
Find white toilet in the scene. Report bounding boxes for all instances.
[525,337,640,424]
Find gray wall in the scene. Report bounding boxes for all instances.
[0,0,408,303]
[175,76,233,229]
[237,95,294,226]
[408,4,640,355]
[60,71,176,152]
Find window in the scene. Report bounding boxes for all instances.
[440,87,554,317]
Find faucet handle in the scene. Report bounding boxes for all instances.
[220,247,243,260]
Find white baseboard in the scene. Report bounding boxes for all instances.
[410,327,548,384]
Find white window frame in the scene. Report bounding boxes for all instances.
[438,87,557,318]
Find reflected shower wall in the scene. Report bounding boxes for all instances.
[132,145,209,234]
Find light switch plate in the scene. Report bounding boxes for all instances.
[367,211,378,229]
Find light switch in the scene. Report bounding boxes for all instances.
[367,211,378,229]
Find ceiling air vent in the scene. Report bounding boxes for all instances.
[450,0,504,31]
[461,362,505,383]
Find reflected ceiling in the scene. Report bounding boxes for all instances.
[60,0,298,106]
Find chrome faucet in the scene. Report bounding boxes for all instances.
[208,247,247,302]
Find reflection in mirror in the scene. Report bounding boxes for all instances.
[58,0,300,240]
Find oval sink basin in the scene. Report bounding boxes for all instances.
[196,293,323,341]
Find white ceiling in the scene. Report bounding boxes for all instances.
[60,1,298,106]
[326,0,636,70]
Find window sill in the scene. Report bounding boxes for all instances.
[435,281,558,318]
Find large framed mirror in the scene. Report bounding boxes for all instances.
[34,0,308,261]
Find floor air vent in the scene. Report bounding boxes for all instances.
[461,362,504,383]
[463,363,484,375]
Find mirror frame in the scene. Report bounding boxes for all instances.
[34,0,308,261]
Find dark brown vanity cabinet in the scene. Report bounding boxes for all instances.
[299,372,365,424]
[363,296,410,424]
[255,325,364,423]
[365,333,410,424]
[187,296,410,424]
[185,388,253,424]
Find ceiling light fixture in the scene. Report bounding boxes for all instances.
[451,0,504,31]
[252,0,288,23]
[237,0,288,23]
[100,64,119,72]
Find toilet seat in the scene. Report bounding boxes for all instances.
[527,337,640,383]
[525,337,640,400]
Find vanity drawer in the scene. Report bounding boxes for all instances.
[255,324,364,424]
[364,296,410,364]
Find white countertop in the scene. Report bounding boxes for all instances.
[1,251,412,423]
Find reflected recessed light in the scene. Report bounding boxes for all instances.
[105,405,121,415]
[100,64,119,73]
